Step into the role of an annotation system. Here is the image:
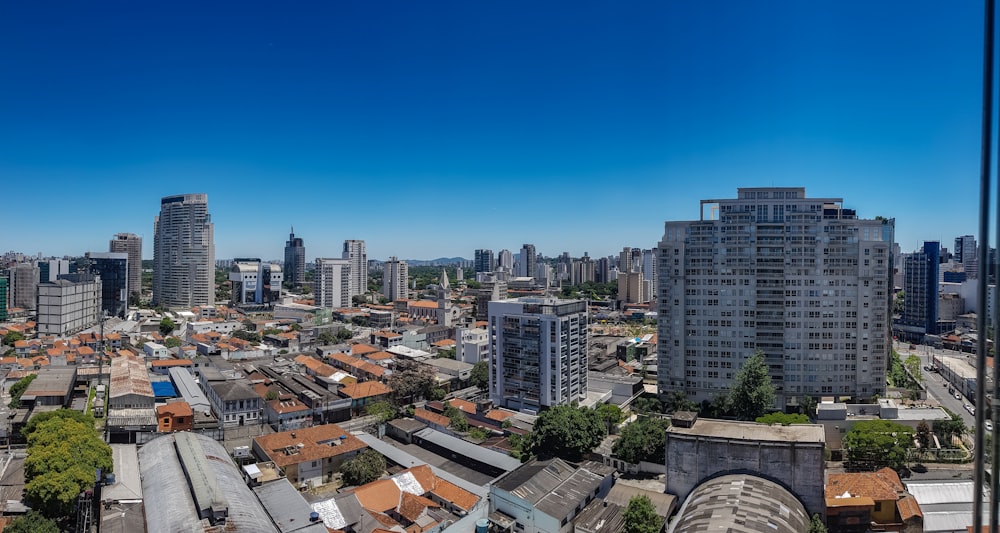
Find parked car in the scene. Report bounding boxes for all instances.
[986,421,993,432]
[956,393,962,400]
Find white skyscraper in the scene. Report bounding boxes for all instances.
[315,258,350,309]
[497,249,514,271]
[488,297,589,412]
[152,194,215,308]
[657,187,893,407]
[342,239,367,306]
[382,257,408,302]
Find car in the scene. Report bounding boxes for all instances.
[956,393,962,400]
[987,421,993,432]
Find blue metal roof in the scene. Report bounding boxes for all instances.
[152,381,177,398]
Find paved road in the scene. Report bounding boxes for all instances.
[894,341,979,430]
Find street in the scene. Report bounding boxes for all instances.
[894,341,980,430]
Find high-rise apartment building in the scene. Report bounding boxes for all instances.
[382,257,408,302]
[641,249,657,294]
[497,249,514,271]
[898,241,940,341]
[954,235,978,280]
[517,244,536,278]
[284,228,306,289]
[110,233,142,300]
[657,187,893,406]
[153,194,215,308]
[38,259,72,283]
[315,258,350,308]
[37,273,102,336]
[87,252,129,318]
[488,297,588,412]
[474,249,495,273]
[11,262,39,311]
[0,278,7,321]
[572,254,595,285]
[342,240,367,306]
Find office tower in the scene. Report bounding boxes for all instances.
[230,259,283,305]
[284,228,306,289]
[900,242,940,340]
[657,187,893,406]
[497,249,514,271]
[342,240,367,306]
[617,271,646,308]
[382,257,408,302]
[488,297,589,411]
[87,252,129,318]
[38,259,72,283]
[641,249,657,293]
[955,235,978,279]
[11,262,39,311]
[152,193,215,308]
[0,277,7,321]
[315,258,350,308]
[110,233,142,301]
[37,273,102,336]
[517,244,537,278]
[474,249,495,273]
[595,257,612,284]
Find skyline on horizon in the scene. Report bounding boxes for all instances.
[0,2,987,260]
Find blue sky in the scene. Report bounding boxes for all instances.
[0,1,986,261]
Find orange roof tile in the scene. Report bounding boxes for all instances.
[254,424,367,468]
[825,467,904,502]
[432,339,456,347]
[352,344,379,356]
[447,398,476,415]
[151,359,193,367]
[339,381,392,399]
[408,301,438,309]
[485,409,516,422]
[897,495,922,521]
[430,477,479,512]
[268,398,309,414]
[366,351,395,361]
[353,479,401,513]
[398,492,439,522]
[373,330,401,338]
[414,409,451,428]
[825,496,875,508]
[157,402,193,417]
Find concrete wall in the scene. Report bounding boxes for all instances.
[664,433,825,517]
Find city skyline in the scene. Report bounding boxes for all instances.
[0,2,986,260]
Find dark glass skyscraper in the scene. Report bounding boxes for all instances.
[88,252,129,318]
[284,227,306,289]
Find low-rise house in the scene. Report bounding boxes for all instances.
[826,467,923,533]
[370,330,402,349]
[157,401,193,432]
[143,342,169,359]
[265,398,311,432]
[150,358,194,375]
[338,381,393,414]
[206,380,263,427]
[252,424,367,489]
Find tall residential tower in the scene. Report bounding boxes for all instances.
[152,194,215,308]
[342,239,367,305]
[657,187,893,407]
[110,233,142,300]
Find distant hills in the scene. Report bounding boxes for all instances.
[403,257,469,266]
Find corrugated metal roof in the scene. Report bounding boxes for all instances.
[412,427,521,472]
[253,478,328,533]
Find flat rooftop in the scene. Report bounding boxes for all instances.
[668,418,825,444]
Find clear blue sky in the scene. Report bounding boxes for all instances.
[0,1,986,261]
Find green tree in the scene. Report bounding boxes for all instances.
[808,513,828,533]
[365,401,397,423]
[612,417,669,464]
[164,336,182,349]
[436,347,456,359]
[340,449,386,486]
[444,403,469,432]
[701,393,732,419]
[526,405,605,462]
[729,351,775,421]
[904,354,923,383]
[22,409,95,438]
[316,331,339,345]
[933,407,967,440]
[799,395,818,418]
[622,495,660,533]
[916,420,932,449]
[470,360,489,391]
[231,330,261,343]
[632,396,662,414]
[755,412,810,426]
[389,362,437,403]
[8,374,37,409]
[289,323,302,332]
[158,317,176,336]
[595,403,624,434]
[842,419,915,471]
[4,511,59,533]
[2,330,25,346]
[662,391,698,414]
[264,390,279,401]
[24,414,111,518]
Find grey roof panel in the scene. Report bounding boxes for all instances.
[413,427,521,472]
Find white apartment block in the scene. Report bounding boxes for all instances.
[455,327,490,364]
[342,239,367,306]
[315,258,350,309]
[488,297,588,412]
[153,193,215,308]
[657,187,893,407]
[382,256,408,302]
[37,273,102,336]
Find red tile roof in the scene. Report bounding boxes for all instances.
[254,424,367,468]
[339,381,393,399]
